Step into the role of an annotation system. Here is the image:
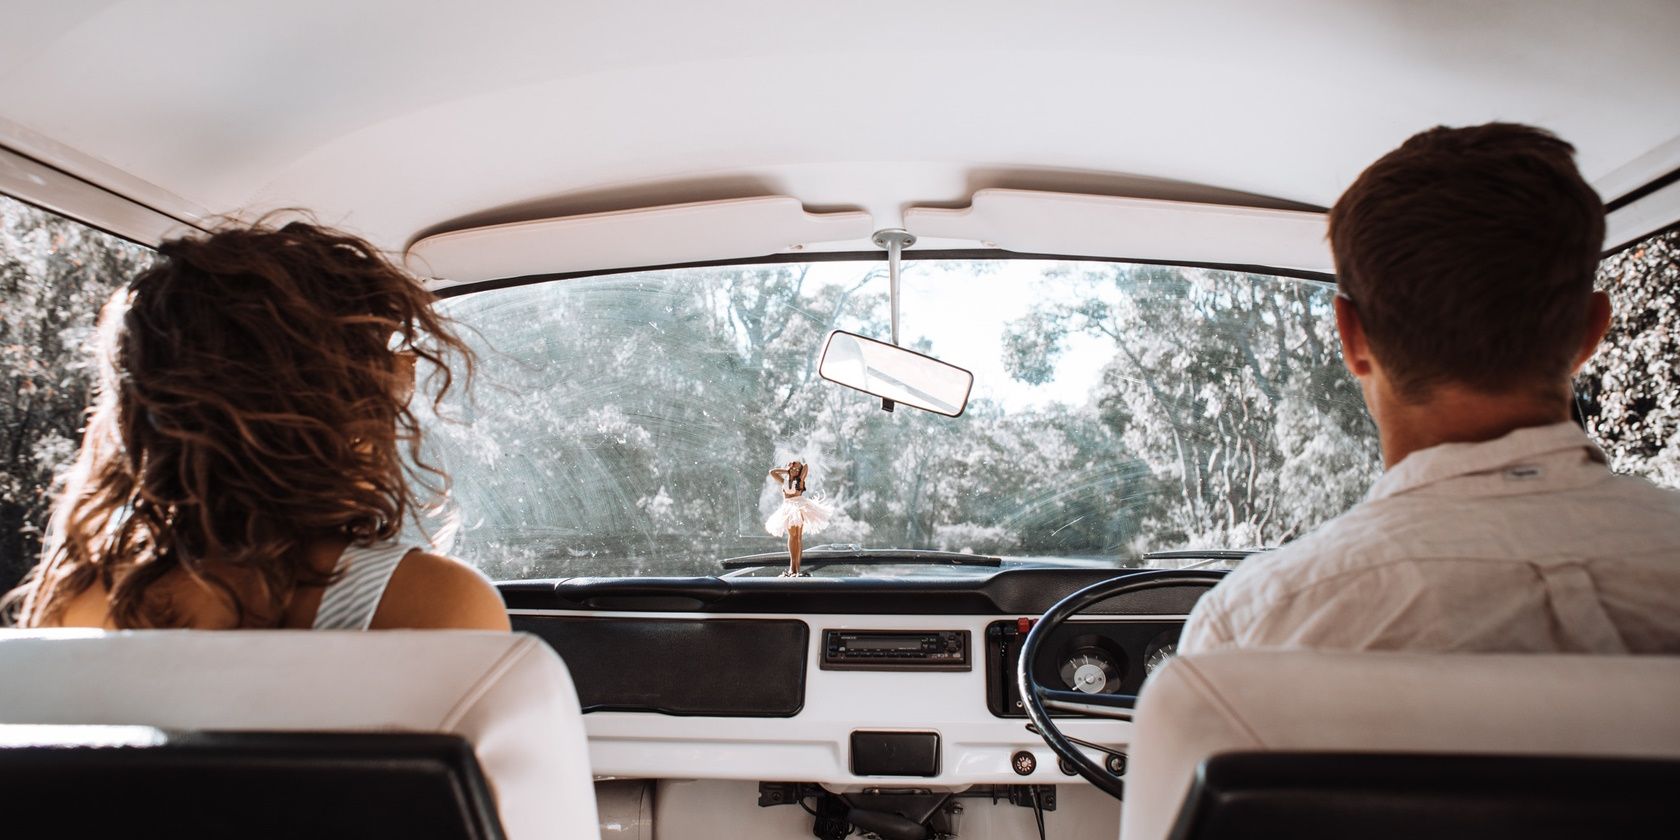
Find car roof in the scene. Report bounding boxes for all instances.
[2,1,1677,280]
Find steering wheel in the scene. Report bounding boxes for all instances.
[1017,569,1224,800]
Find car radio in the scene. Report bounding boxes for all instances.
[821,629,970,671]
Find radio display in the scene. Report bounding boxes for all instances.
[855,637,922,651]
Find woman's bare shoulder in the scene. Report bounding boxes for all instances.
[47,580,118,629]
[371,550,511,631]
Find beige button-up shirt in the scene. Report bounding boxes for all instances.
[1180,422,1680,654]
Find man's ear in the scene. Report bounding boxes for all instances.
[1334,293,1375,378]
[1571,290,1613,373]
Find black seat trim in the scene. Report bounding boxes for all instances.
[0,727,505,839]
[1168,750,1680,840]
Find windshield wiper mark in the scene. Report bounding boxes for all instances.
[1049,514,1088,537]
[720,548,1003,570]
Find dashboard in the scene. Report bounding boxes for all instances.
[502,568,1219,789]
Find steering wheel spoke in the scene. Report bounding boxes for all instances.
[1024,723,1130,761]
[1015,569,1224,801]
[1036,687,1137,720]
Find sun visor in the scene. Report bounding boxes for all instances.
[406,197,872,287]
[905,189,1333,275]
[1605,178,1680,254]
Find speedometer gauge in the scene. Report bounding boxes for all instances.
[1059,647,1121,694]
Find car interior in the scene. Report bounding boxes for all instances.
[2,2,1679,839]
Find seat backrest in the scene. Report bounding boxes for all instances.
[1122,651,1680,840]
[0,726,507,839]
[0,629,598,840]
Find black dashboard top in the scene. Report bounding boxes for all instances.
[498,568,1224,615]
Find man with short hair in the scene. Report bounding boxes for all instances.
[1179,123,1680,654]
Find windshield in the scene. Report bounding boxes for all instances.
[423,259,1379,579]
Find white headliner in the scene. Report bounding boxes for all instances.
[2,1,1678,275]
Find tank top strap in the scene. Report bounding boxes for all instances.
[311,540,417,630]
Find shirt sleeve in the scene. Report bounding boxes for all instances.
[1178,590,1237,654]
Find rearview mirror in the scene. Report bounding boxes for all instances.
[818,330,973,417]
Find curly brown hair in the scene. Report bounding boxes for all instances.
[3,219,473,628]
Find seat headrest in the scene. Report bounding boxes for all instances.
[1121,651,1680,840]
[0,629,599,839]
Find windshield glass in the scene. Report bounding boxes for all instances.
[424,259,1380,579]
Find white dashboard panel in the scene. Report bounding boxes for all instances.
[513,609,1184,789]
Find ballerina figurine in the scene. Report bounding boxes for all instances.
[766,460,831,577]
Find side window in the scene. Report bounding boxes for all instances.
[1579,229,1680,488]
[0,194,156,593]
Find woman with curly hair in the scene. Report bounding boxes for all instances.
[3,220,508,631]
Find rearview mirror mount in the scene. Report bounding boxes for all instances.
[817,330,973,418]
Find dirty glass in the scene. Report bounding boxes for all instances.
[423,259,1380,580]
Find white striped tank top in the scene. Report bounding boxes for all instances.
[311,541,417,630]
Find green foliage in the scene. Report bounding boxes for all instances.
[1579,230,1680,487]
[1002,264,1380,550]
[431,259,1381,577]
[0,195,154,590]
[1000,309,1067,385]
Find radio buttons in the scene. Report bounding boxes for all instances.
[820,629,972,671]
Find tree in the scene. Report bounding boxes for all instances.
[429,258,1385,578]
[0,196,154,592]
[1002,263,1380,552]
[1579,230,1680,488]
[427,264,894,577]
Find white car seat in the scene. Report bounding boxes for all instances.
[1120,650,1680,840]
[0,628,598,839]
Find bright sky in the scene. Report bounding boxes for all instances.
[805,259,1115,409]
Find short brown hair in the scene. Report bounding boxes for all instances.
[1328,123,1605,400]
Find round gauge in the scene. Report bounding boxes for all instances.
[1059,647,1122,694]
[1143,630,1181,679]
[1144,643,1177,675]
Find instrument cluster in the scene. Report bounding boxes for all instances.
[984,618,1184,717]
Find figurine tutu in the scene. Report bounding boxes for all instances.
[766,460,830,576]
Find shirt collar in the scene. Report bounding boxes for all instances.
[1366,421,1608,502]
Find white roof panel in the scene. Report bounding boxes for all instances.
[1,1,1676,270]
